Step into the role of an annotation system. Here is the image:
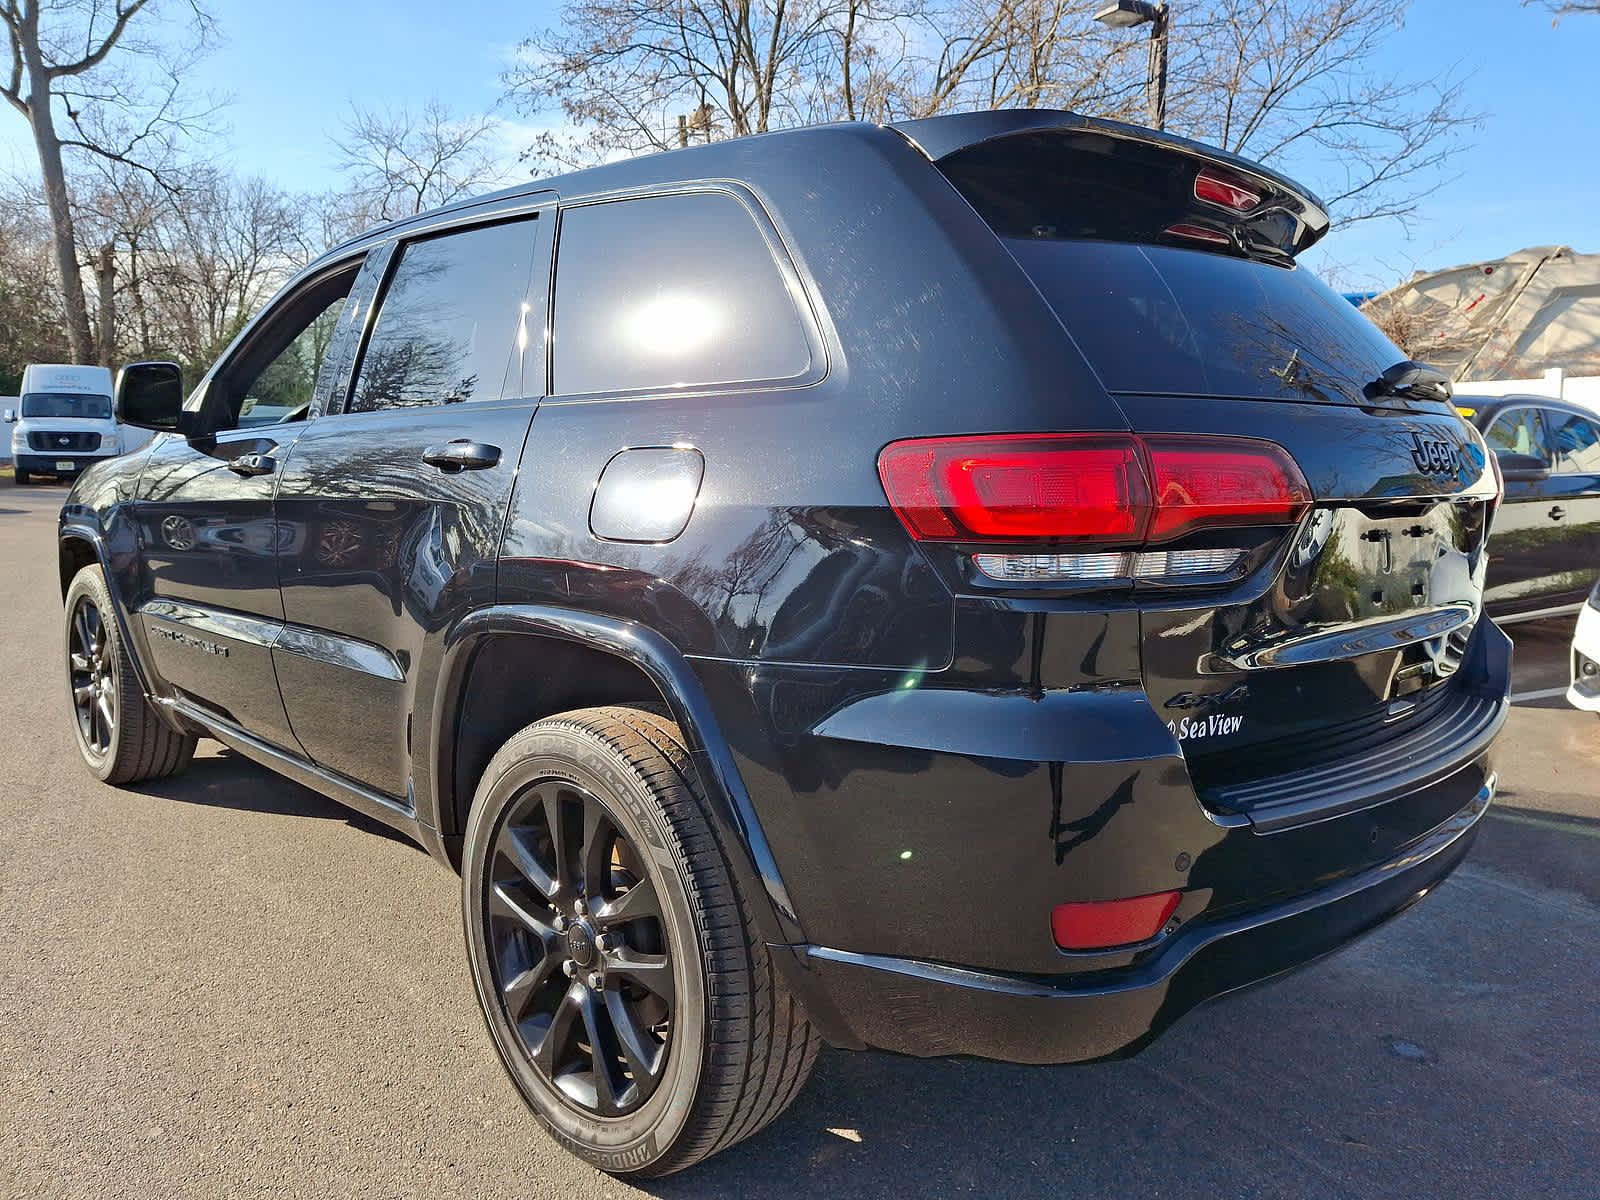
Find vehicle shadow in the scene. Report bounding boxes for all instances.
[126,746,419,849]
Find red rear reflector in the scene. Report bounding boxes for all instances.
[1194,167,1263,211]
[878,434,1310,546]
[1143,437,1312,542]
[876,435,1150,543]
[1052,891,1181,951]
[1164,222,1230,246]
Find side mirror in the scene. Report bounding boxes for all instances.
[1494,450,1549,480]
[2,409,14,423]
[115,361,185,432]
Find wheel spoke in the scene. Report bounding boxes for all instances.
[487,881,557,941]
[501,953,562,1023]
[540,784,576,898]
[73,683,94,706]
[578,987,628,1115]
[604,988,662,1083]
[595,876,662,929]
[73,606,94,655]
[96,696,115,741]
[498,826,559,901]
[608,949,674,1001]
[580,800,614,899]
[70,653,92,673]
[531,981,585,1077]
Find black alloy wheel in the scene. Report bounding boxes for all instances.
[68,594,117,756]
[484,776,675,1116]
[62,564,197,784]
[461,706,819,1177]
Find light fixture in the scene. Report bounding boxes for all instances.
[1094,0,1163,28]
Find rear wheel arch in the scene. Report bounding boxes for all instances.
[430,606,805,947]
[59,534,99,599]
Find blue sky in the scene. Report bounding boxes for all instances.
[0,0,1594,290]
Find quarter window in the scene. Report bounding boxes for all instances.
[1547,410,1600,474]
[552,192,811,396]
[348,218,541,413]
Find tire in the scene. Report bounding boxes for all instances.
[14,469,28,485]
[461,705,819,1177]
[64,564,197,784]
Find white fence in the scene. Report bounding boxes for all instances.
[1454,368,1600,413]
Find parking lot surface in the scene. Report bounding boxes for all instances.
[1,478,1596,1200]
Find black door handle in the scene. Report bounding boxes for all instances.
[422,440,501,472]
[227,452,276,477]
[1550,505,1567,521]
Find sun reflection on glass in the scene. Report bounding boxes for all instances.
[620,292,722,359]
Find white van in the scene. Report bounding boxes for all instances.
[5,364,125,484]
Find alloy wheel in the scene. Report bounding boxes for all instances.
[68,596,116,756]
[483,777,676,1117]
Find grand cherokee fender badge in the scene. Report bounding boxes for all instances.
[151,624,228,657]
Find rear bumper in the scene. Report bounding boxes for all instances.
[799,772,1491,1063]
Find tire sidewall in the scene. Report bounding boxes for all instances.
[461,724,709,1174]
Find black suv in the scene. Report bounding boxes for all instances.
[59,110,1509,1177]
[1461,394,1600,622]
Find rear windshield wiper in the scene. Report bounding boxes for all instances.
[1367,361,1453,404]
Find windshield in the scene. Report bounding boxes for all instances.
[21,391,112,420]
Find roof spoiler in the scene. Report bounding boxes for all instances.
[889,109,1331,258]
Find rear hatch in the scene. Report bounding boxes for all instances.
[919,119,1503,820]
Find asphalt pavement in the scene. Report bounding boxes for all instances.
[1,477,1595,1200]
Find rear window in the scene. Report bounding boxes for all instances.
[937,133,1406,404]
[21,392,111,419]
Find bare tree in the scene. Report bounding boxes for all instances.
[0,0,214,363]
[507,0,1473,233]
[503,0,845,160]
[1525,1,1599,14]
[332,99,507,225]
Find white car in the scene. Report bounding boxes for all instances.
[5,363,147,485]
[1569,583,1600,712]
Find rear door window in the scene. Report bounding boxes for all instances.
[552,191,812,396]
[348,218,540,413]
[1547,409,1600,474]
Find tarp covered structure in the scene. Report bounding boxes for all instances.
[1368,246,1600,383]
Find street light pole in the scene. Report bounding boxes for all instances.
[1093,0,1171,132]
[1146,2,1168,131]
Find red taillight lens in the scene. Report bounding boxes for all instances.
[878,433,1310,546]
[1052,891,1181,951]
[876,435,1151,543]
[1143,437,1312,542]
[1194,167,1263,212]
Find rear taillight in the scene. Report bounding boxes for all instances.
[879,434,1308,543]
[876,435,1149,542]
[1142,437,1311,541]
